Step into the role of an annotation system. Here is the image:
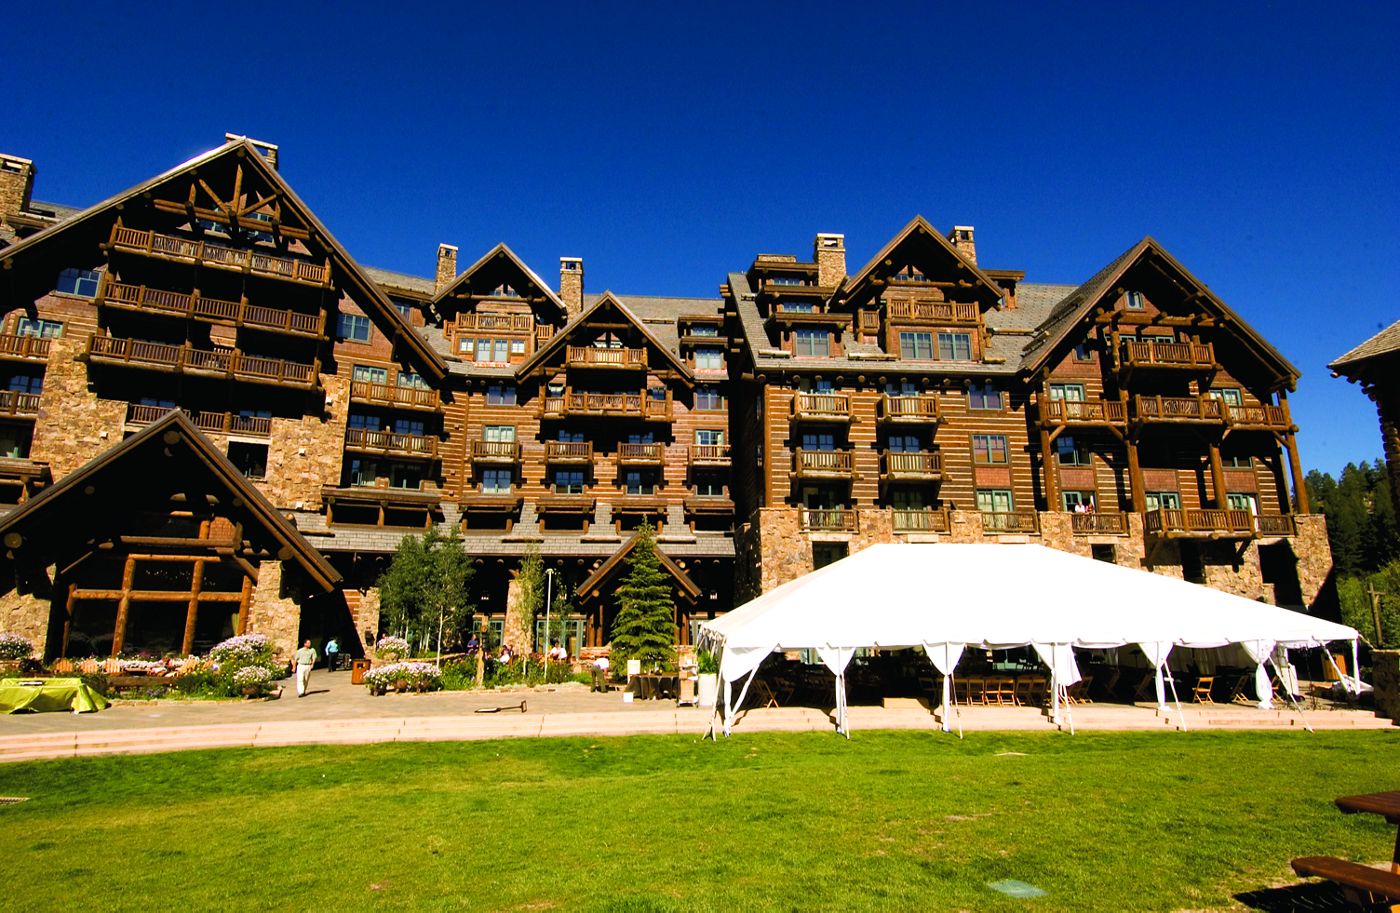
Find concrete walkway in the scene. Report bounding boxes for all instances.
[0,670,1390,763]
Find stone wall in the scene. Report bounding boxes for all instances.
[351,587,381,652]
[245,560,302,661]
[1292,514,1334,609]
[503,574,531,652]
[261,372,349,509]
[1372,649,1399,722]
[0,588,50,653]
[29,335,126,480]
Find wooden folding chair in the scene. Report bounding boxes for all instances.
[78,659,100,675]
[992,676,1018,706]
[1066,675,1094,704]
[1192,675,1215,704]
[749,680,782,709]
[102,657,123,676]
[52,658,75,674]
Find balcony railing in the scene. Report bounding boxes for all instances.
[791,392,851,422]
[544,440,594,463]
[1040,399,1127,426]
[542,392,672,420]
[617,442,664,464]
[885,300,980,323]
[981,510,1041,534]
[565,346,647,370]
[1255,514,1298,537]
[1222,403,1290,431]
[892,507,951,534]
[793,449,854,477]
[1132,395,1224,425]
[0,390,41,418]
[801,508,857,532]
[0,334,51,360]
[1070,511,1129,535]
[882,450,942,479]
[879,394,940,423]
[85,335,317,387]
[344,428,439,459]
[1120,340,1214,371]
[125,403,272,437]
[688,444,731,466]
[100,281,324,337]
[348,381,440,411]
[455,313,534,333]
[1144,508,1254,539]
[110,225,330,287]
[469,440,521,463]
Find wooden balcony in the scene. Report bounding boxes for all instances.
[791,392,851,422]
[536,493,596,514]
[84,335,317,388]
[981,510,1041,534]
[541,392,672,421]
[0,390,41,419]
[322,483,441,528]
[614,494,668,514]
[767,303,849,327]
[801,508,857,532]
[109,225,330,288]
[688,444,731,466]
[458,491,523,512]
[617,442,664,465]
[0,334,51,362]
[885,300,980,324]
[99,281,325,338]
[684,495,735,515]
[544,441,594,463]
[758,278,832,298]
[792,449,854,479]
[455,312,534,334]
[1039,398,1127,427]
[1255,514,1298,537]
[892,507,951,534]
[1119,340,1215,372]
[565,346,647,370]
[348,381,440,412]
[882,450,942,480]
[125,403,271,437]
[0,457,51,502]
[1132,395,1224,426]
[879,394,940,423]
[344,428,439,460]
[1222,403,1291,432]
[1144,508,1254,539]
[1071,511,1130,535]
[469,440,521,463]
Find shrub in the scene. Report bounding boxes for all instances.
[0,632,35,660]
[80,671,111,697]
[440,659,478,691]
[364,661,443,694]
[231,665,277,697]
[210,634,276,670]
[173,667,222,696]
[696,649,718,674]
[374,636,411,662]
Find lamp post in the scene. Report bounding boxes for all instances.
[544,568,555,672]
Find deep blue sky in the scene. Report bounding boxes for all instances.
[5,2,1396,476]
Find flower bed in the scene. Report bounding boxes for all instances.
[210,634,276,669]
[373,636,411,662]
[0,632,34,661]
[364,661,443,695]
[231,665,278,698]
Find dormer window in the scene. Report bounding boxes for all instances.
[770,276,805,286]
[794,328,830,357]
[893,265,927,282]
[491,283,522,298]
[592,332,624,349]
[778,301,815,313]
[1126,291,1145,310]
[687,324,719,337]
[694,347,724,371]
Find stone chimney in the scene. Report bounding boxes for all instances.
[950,225,977,266]
[559,257,584,318]
[435,244,458,293]
[814,233,845,288]
[224,134,279,171]
[0,154,36,230]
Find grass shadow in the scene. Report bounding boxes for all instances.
[1234,880,1351,911]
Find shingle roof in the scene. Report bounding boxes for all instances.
[1330,319,1400,373]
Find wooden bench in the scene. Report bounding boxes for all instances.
[1291,855,1400,907]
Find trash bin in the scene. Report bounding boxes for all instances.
[350,659,371,685]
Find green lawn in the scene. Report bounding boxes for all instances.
[0,731,1395,912]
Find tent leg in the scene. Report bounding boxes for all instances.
[940,673,951,734]
[1351,640,1361,694]
[727,670,758,736]
[1269,655,1313,733]
[1164,669,1187,732]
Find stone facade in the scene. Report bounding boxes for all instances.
[0,154,34,235]
[29,334,127,481]
[503,574,531,652]
[1371,649,1399,722]
[261,372,349,509]
[0,584,50,650]
[245,560,302,660]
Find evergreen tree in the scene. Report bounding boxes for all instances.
[377,527,475,659]
[609,522,676,669]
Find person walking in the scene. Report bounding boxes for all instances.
[294,639,318,697]
[325,637,340,672]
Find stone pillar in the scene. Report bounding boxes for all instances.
[352,587,381,653]
[435,243,458,293]
[0,153,35,230]
[1372,650,1399,722]
[29,334,127,481]
[0,587,51,654]
[1377,392,1400,519]
[559,257,584,318]
[262,372,349,510]
[814,233,845,288]
[1292,514,1335,609]
[504,574,531,652]
[949,226,977,265]
[246,560,302,662]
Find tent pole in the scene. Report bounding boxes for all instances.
[1268,655,1313,733]
[1323,645,1359,696]
[728,668,759,736]
[1164,666,1187,732]
[1351,639,1362,694]
[940,672,951,734]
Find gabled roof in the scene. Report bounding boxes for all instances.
[576,532,701,603]
[1020,236,1300,385]
[1330,319,1400,374]
[0,411,340,591]
[0,138,447,382]
[516,292,695,381]
[430,242,568,320]
[842,215,1006,308]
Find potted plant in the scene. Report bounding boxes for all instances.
[696,649,719,708]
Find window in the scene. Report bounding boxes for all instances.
[345,458,379,487]
[474,339,510,363]
[695,385,724,411]
[393,417,425,437]
[696,429,724,446]
[509,339,526,355]
[353,365,388,385]
[6,372,42,394]
[1062,490,1097,511]
[1072,342,1094,362]
[898,332,933,360]
[0,424,32,459]
[778,301,816,313]
[886,380,918,396]
[553,469,585,495]
[694,347,724,371]
[391,299,415,319]
[1208,388,1243,406]
[812,542,848,570]
[555,429,584,443]
[389,463,422,490]
[1223,453,1253,469]
[975,489,1014,513]
[969,381,1003,410]
[887,434,920,453]
[794,329,830,357]
[336,313,371,343]
[1227,493,1259,514]
[483,425,516,443]
[16,318,63,338]
[623,470,656,495]
[890,488,926,510]
[347,412,376,430]
[397,371,427,390]
[486,385,517,406]
[648,386,667,401]
[481,468,513,494]
[972,434,1008,465]
[801,432,835,451]
[692,472,726,497]
[56,268,100,298]
[688,324,720,336]
[1048,383,1085,402]
[1144,491,1181,511]
[1055,435,1091,466]
[227,442,268,480]
[1125,291,1145,310]
[937,332,972,361]
[626,432,655,445]
[1091,544,1116,563]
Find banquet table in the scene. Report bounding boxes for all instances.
[0,677,110,714]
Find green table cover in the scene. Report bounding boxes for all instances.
[0,677,110,714]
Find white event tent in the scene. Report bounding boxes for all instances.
[697,543,1361,737]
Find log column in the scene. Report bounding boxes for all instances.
[1039,426,1059,510]
[1126,438,1146,512]
[111,556,136,657]
[1208,442,1228,507]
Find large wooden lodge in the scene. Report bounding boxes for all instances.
[0,137,1333,661]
